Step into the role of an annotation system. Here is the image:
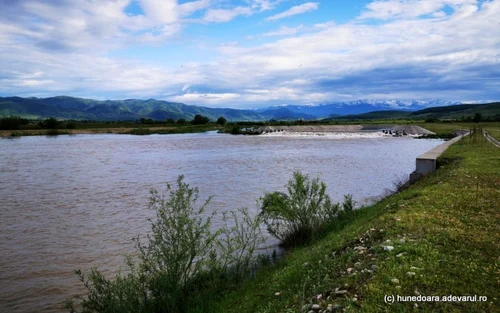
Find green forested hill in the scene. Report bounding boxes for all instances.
[0,96,266,121]
[324,103,500,121]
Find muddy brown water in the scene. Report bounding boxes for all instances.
[0,132,443,313]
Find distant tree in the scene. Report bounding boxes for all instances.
[0,116,29,130]
[216,116,227,125]
[40,117,60,129]
[473,113,482,123]
[166,118,175,124]
[65,121,76,129]
[192,114,210,125]
[177,118,187,125]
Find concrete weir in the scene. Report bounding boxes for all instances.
[409,132,470,184]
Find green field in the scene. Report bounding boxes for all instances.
[195,129,499,312]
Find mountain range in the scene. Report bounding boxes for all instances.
[0,96,495,121]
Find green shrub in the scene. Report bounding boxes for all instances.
[67,176,264,313]
[45,129,68,136]
[259,171,353,246]
[40,117,61,129]
[129,128,152,135]
[66,122,76,129]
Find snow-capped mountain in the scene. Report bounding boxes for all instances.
[256,100,461,118]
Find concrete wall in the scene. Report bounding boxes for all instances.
[409,133,469,184]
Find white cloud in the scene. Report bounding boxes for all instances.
[179,0,211,16]
[261,25,303,36]
[139,0,179,24]
[246,0,284,12]
[359,0,478,20]
[203,6,253,22]
[266,2,319,21]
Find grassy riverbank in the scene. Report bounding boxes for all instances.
[196,129,499,312]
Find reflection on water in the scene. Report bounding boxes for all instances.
[0,132,443,313]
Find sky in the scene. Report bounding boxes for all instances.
[0,0,499,108]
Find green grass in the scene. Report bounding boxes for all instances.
[197,129,499,313]
[485,127,500,141]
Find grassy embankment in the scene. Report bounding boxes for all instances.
[196,128,499,312]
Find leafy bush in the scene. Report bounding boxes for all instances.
[45,129,68,136]
[259,171,354,246]
[40,117,61,129]
[66,176,264,313]
[66,122,76,129]
[230,126,241,135]
[129,128,152,135]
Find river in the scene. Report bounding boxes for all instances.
[0,131,443,313]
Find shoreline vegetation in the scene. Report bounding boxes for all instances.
[1,115,500,139]
[64,128,499,313]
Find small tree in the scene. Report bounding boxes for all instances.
[41,117,60,129]
[67,176,264,313]
[216,116,227,125]
[191,114,210,125]
[473,113,482,123]
[260,171,353,246]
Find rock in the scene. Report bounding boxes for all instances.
[317,294,322,300]
[311,304,321,311]
[396,252,407,258]
[354,262,361,268]
[414,290,421,296]
[383,245,394,251]
[335,290,348,295]
[301,304,312,312]
[308,311,315,313]
[333,304,342,310]
[303,262,311,267]
[410,266,422,270]
[399,238,406,243]
[353,246,366,251]
[391,278,400,284]
[396,286,401,289]
[347,267,354,274]
[385,239,392,243]
[352,297,358,302]
[274,292,281,296]
[371,264,378,270]
[406,271,416,277]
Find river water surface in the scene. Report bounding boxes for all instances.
[0,132,443,313]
